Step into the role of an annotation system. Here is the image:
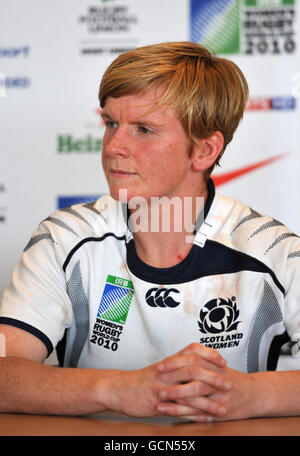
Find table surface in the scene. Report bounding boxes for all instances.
[1,411,300,436]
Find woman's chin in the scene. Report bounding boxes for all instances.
[108,186,143,203]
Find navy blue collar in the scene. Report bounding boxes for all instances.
[125,179,217,283]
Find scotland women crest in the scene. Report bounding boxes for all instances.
[198,297,241,335]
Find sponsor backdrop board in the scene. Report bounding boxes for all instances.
[1,0,299,368]
[0,0,188,293]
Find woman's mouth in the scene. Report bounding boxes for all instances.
[109,169,137,178]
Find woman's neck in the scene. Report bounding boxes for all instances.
[130,190,208,268]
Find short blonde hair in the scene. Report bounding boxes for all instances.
[99,41,248,174]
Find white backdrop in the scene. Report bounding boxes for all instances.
[1,0,299,304]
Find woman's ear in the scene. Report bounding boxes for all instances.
[191,131,224,172]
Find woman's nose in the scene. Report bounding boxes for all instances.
[104,127,131,158]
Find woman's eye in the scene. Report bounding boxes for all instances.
[106,121,118,129]
[138,125,152,134]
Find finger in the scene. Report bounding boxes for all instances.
[179,343,227,368]
[157,345,226,374]
[157,353,224,375]
[156,396,227,418]
[158,380,216,400]
[159,366,232,392]
[177,396,227,414]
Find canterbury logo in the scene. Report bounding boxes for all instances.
[145,288,181,308]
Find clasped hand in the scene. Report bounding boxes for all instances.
[108,342,257,421]
[155,343,257,422]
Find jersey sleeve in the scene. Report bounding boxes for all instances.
[283,237,300,357]
[0,220,73,357]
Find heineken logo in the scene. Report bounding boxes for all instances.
[57,134,102,153]
[90,275,134,352]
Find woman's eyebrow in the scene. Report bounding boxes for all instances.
[131,117,165,128]
[100,111,113,120]
[101,111,165,128]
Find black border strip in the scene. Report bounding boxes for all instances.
[208,240,285,295]
[63,233,126,272]
[0,317,53,357]
[126,237,285,294]
[267,331,290,371]
[204,177,215,218]
[193,178,215,234]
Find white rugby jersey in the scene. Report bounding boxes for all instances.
[1,180,300,373]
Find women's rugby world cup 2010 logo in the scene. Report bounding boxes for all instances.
[198,297,241,335]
